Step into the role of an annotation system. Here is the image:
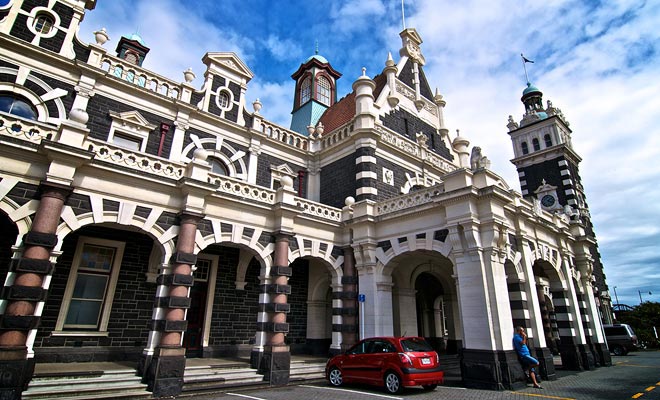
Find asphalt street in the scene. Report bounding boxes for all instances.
[186,350,660,400]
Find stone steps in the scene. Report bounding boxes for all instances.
[23,369,149,400]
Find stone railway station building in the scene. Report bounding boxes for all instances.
[0,0,614,398]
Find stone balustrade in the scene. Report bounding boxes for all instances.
[99,56,184,100]
[375,185,444,216]
[0,113,56,143]
[295,197,342,222]
[260,120,310,151]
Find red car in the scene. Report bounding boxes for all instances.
[325,336,444,394]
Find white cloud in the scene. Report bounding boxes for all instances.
[265,35,303,62]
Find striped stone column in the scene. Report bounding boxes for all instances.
[0,182,71,400]
[355,143,377,202]
[258,232,291,385]
[337,247,358,352]
[144,212,200,397]
[551,288,586,370]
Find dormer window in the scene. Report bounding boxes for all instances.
[532,138,540,151]
[123,51,139,65]
[300,77,311,104]
[521,141,529,155]
[316,76,331,106]
[33,14,54,34]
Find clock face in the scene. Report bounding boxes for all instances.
[541,194,556,207]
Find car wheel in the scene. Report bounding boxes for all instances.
[328,367,343,386]
[612,345,624,356]
[422,384,438,391]
[384,371,402,394]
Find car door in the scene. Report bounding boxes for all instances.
[341,340,370,382]
[362,339,396,384]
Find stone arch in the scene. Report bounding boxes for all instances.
[0,180,33,243]
[290,236,343,285]
[197,223,274,277]
[378,231,453,277]
[181,137,248,180]
[0,67,67,122]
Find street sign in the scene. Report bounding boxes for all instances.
[358,294,365,302]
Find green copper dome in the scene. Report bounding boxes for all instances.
[306,54,328,64]
[522,82,541,96]
[126,33,146,46]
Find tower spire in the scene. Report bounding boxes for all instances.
[401,0,406,30]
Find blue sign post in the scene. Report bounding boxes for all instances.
[358,294,365,339]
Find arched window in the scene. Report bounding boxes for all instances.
[300,77,311,104]
[532,138,540,151]
[0,93,38,120]
[124,51,139,65]
[33,13,54,34]
[544,134,552,147]
[218,91,230,109]
[316,76,331,106]
[521,141,529,155]
[210,159,228,176]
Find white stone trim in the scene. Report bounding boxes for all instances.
[355,155,377,164]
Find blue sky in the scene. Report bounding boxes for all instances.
[78,0,660,308]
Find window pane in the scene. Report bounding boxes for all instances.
[316,77,331,106]
[65,299,103,326]
[80,244,116,271]
[218,91,230,109]
[111,133,141,151]
[72,273,108,299]
[300,78,311,104]
[0,94,38,120]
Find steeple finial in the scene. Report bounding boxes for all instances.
[401,0,406,30]
[315,40,319,55]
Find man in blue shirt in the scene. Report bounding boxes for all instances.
[513,326,543,389]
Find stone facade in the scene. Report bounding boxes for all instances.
[0,1,612,399]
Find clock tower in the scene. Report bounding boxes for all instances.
[507,82,613,325]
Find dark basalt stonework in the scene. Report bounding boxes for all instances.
[145,353,186,397]
[260,349,291,385]
[534,346,557,381]
[460,349,526,390]
[0,358,35,400]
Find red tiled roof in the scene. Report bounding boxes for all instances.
[318,92,355,135]
[318,73,388,136]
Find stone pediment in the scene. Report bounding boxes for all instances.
[202,52,254,83]
[108,110,157,131]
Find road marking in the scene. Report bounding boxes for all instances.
[632,393,644,399]
[299,384,403,399]
[646,386,656,392]
[510,393,575,400]
[227,393,267,400]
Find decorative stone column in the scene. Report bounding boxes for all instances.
[258,233,292,385]
[338,247,358,353]
[0,182,71,400]
[144,212,200,397]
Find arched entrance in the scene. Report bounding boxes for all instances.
[289,256,336,356]
[195,243,263,358]
[36,223,162,363]
[389,252,461,355]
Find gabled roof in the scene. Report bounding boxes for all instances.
[202,52,254,82]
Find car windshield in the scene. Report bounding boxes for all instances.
[400,338,432,352]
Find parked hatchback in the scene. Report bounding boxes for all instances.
[325,336,444,394]
[604,324,639,356]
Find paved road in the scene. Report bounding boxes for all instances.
[188,350,660,400]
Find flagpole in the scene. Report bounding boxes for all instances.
[521,53,529,84]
